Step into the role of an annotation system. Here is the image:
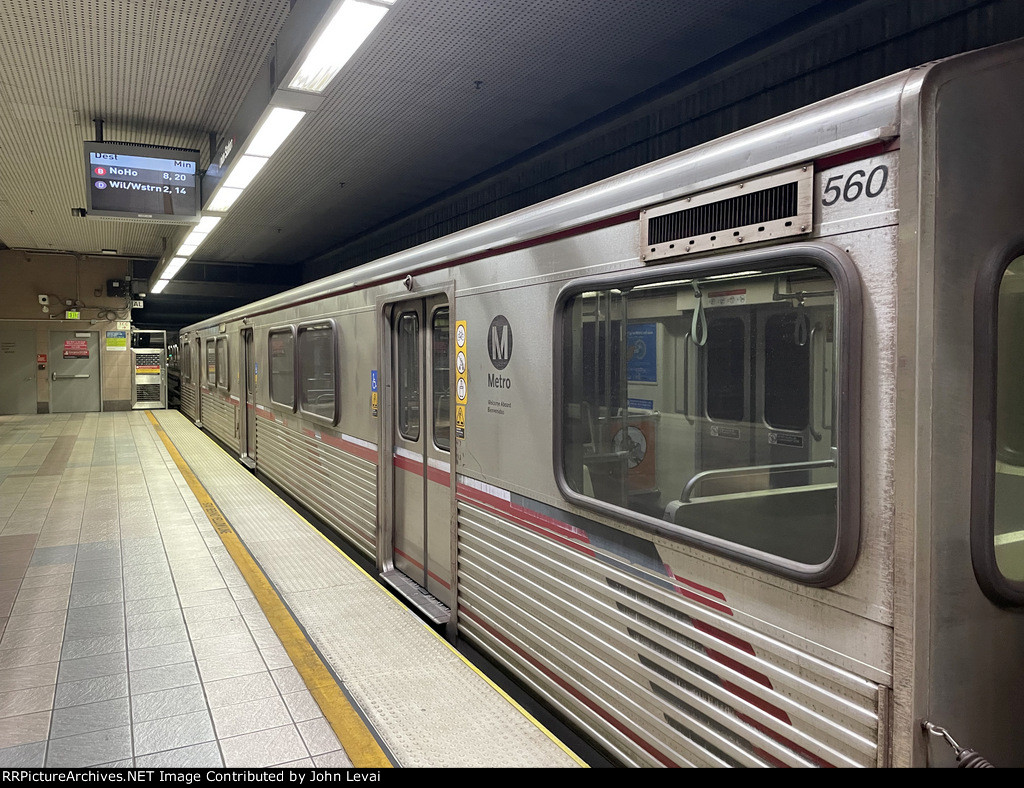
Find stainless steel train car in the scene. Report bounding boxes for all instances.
[177,39,1024,767]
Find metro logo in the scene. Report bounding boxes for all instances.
[487,315,512,370]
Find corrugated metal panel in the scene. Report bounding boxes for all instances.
[256,415,377,557]
[180,381,197,420]
[457,500,882,768]
[199,391,237,451]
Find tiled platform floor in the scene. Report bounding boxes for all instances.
[0,413,351,768]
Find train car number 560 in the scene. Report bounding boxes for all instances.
[821,164,890,206]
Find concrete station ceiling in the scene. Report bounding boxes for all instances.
[0,0,1021,328]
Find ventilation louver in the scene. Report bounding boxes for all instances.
[640,166,813,262]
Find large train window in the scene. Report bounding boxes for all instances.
[269,327,296,410]
[297,321,337,424]
[555,247,861,584]
[974,254,1024,604]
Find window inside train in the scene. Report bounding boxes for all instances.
[269,328,295,409]
[182,343,191,384]
[993,255,1024,583]
[558,263,842,570]
[397,312,420,441]
[297,322,336,422]
[432,307,451,451]
[206,340,216,386]
[215,337,229,390]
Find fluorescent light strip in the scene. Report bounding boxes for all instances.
[206,187,244,213]
[223,155,268,190]
[288,0,390,93]
[195,216,222,233]
[164,257,188,279]
[246,108,306,157]
[152,279,170,294]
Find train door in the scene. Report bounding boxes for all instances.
[698,309,756,492]
[239,328,256,468]
[384,295,452,624]
[695,272,836,494]
[755,302,835,477]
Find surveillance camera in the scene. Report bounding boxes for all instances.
[38,294,49,305]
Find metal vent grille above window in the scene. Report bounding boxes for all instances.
[641,166,813,262]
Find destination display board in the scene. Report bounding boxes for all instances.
[84,142,201,223]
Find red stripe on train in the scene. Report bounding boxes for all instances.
[457,484,596,557]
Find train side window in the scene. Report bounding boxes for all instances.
[269,328,296,410]
[216,337,229,390]
[206,340,216,386]
[432,307,451,451]
[182,343,191,384]
[555,249,860,585]
[978,255,1024,600]
[297,321,337,424]
[397,312,420,441]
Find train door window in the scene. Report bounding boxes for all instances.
[215,337,229,390]
[555,249,859,584]
[396,312,420,441]
[297,321,337,423]
[432,307,451,451]
[764,313,812,431]
[706,317,746,421]
[182,343,191,384]
[206,340,216,385]
[269,328,296,409]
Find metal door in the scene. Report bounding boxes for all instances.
[49,331,100,413]
[240,328,257,467]
[0,330,38,415]
[390,296,452,611]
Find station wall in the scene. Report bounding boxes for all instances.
[0,250,135,414]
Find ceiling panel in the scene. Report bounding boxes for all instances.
[0,0,827,266]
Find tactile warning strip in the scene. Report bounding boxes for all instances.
[153,410,582,768]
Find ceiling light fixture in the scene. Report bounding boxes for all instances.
[222,155,270,191]
[151,0,398,296]
[206,187,244,213]
[287,0,394,94]
[246,107,307,157]
[164,257,188,278]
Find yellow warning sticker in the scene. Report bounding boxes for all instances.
[455,320,468,439]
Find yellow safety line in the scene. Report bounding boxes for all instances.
[144,411,391,769]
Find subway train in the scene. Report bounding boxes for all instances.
[177,39,1024,767]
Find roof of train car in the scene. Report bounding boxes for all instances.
[178,54,922,334]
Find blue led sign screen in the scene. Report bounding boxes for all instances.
[84,142,201,223]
